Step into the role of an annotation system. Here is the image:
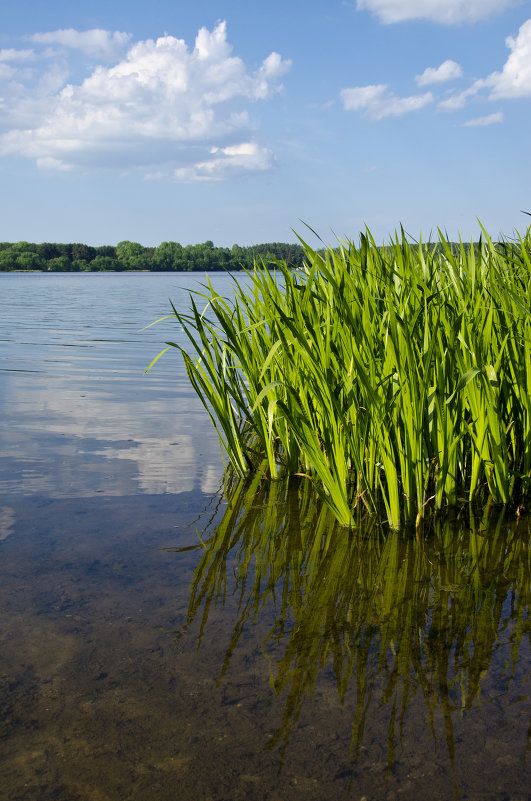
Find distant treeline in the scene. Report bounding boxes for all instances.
[0,239,306,272]
[1,236,522,273]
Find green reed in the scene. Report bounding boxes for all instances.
[148,224,531,529]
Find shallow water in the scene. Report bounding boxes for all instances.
[0,272,226,498]
[0,273,529,801]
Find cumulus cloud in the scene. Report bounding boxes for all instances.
[463,111,504,126]
[339,13,531,129]
[438,18,531,112]
[483,18,531,98]
[341,83,434,119]
[356,0,521,24]
[28,28,132,61]
[415,60,462,86]
[174,142,273,182]
[341,17,530,124]
[0,22,291,179]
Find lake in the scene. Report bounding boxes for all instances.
[0,272,529,801]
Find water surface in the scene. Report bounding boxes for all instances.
[0,272,225,497]
[0,272,529,801]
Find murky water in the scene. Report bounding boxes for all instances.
[0,273,529,801]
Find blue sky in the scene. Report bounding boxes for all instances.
[1,0,530,246]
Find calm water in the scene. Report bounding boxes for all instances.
[0,272,529,801]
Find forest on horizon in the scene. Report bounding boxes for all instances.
[0,239,306,272]
[1,235,519,274]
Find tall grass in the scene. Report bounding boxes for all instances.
[148,224,531,529]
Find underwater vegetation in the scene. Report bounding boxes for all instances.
[149,224,531,529]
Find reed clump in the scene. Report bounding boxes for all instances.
[149,224,531,529]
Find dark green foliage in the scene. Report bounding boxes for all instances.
[0,238,306,272]
[46,255,72,272]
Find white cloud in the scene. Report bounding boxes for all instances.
[0,48,35,62]
[29,29,132,61]
[356,0,521,24]
[36,156,74,170]
[415,60,462,86]
[463,111,504,126]
[340,17,530,124]
[0,22,291,178]
[0,63,14,84]
[437,85,479,111]
[483,18,531,98]
[174,142,274,182]
[341,83,434,119]
[437,18,531,112]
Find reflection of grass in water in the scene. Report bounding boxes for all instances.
[178,474,531,773]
